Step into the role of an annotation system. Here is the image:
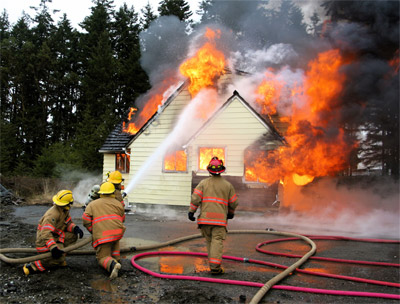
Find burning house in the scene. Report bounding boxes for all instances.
[99,23,373,213]
[99,68,287,211]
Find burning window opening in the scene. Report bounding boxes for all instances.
[164,150,187,172]
[116,150,130,173]
[199,147,225,171]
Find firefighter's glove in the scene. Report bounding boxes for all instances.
[74,226,84,238]
[188,212,196,221]
[51,247,65,259]
[227,213,234,219]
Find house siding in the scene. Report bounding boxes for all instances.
[102,80,281,209]
[103,154,115,173]
[103,153,129,184]
[125,89,193,206]
[189,96,275,177]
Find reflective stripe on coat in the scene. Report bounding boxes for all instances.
[189,175,238,227]
[82,196,126,248]
[35,205,77,252]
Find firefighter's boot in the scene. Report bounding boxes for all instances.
[211,267,225,275]
[23,263,37,275]
[59,260,68,267]
[109,260,121,280]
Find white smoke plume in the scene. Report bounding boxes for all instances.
[72,175,102,205]
[237,177,399,239]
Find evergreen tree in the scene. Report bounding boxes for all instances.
[308,11,322,37]
[197,0,213,24]
[27,0,59,172]
[77,0,118,171]
[113,4,150,118]
[0,11,11,119]
[0,11,20,174]
[47,15,81,144]
[5,17,37,172]
[140,2,157,31]
[158,0,193,22]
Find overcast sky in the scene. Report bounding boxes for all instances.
[1,0,201,28]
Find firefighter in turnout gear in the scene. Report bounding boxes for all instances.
[83,184,100,210]
[23,190,84,275]
[188,157,238,275]
[107,170,126,203]
[82,182,126,279]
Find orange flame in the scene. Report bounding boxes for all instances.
[199,148,225,171]
[179,28,226,97]
[306,50,347,118]
[122,78,179,135]
[255,69,283,115]
[122,107,138,133]
[123,93,163,134]
[249,49,357,186]
[123,29,226,135]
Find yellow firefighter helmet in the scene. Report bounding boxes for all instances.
[107,171,124,184]
[98,182,115,195]
[53,190,74,207]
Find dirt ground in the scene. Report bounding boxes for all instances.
[0,200,399,304]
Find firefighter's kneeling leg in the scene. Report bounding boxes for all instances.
[111,240,121,262]
[96,242,118,273]
[32,241,67,272]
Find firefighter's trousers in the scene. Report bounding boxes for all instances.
[96,240,121,272]
[200,225,227,271]
[33,232,78,271]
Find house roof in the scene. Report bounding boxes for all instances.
[99,122,134,153]
[99,81,186,153]
[183,90,286,148]
[100,70,287,153]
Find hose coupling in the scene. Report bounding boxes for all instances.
[243,257,249,263]
[266,228,275,231]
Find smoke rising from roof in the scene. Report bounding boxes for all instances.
[140,16,189,85]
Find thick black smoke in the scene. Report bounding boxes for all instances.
[139,15,189,85]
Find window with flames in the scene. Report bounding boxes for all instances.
[116,150,130,173]
[244,149,276,183]
[164,150,187,172]
[198,147,225,171]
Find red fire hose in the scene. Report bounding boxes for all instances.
[130,235,400,302]
[256,236,400,267]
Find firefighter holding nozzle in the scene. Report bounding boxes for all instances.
[106,170,127,203]
[188,157,238,275]
[23,190,84,275]
[82,182,126,279]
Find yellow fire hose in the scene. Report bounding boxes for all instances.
[0,230,316,304]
